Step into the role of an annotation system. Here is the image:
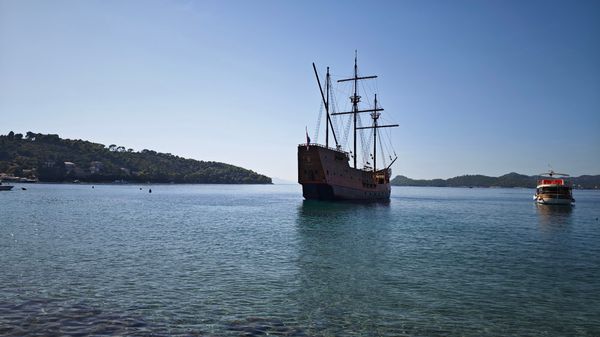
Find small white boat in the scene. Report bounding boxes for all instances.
[0,181,14,191]
[533,170,574,206]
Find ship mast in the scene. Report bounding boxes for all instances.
[352,53,358,168]
[325,67,329,148]
[317,53,398,171]
[357,103,399,171]
[373,94,379,171]
[334,51,378,169]
[312,63,339,147]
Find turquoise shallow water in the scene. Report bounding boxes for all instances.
[1,184,599,336]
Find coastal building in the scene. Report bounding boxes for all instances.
[90,161,103,174]
[64,162,76,174]
[64,162,86,177]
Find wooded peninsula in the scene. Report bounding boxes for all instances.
[0,132,271,184]
[391,172,600,189]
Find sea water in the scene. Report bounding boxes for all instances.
[1,184,599,336]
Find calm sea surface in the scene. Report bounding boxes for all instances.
[1,184,599,336]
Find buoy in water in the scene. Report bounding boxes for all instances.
[149,189,152,193]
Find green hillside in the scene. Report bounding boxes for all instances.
[0,131,271,184]
[391,172,600,189]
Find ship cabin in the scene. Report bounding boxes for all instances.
[535,178,573,201]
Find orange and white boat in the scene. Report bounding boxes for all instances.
[533,170,575,206]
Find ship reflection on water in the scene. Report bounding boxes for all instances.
[292,200,398,335]
[535,203,573,230]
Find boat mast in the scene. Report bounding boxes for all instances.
[373,94,379,171]
[335,51,378,169]
[326,67,329,148]
[352,52,359,168]
[312,63,339,147]
[357,114,399,171]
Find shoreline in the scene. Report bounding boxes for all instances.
[4,182,599,190]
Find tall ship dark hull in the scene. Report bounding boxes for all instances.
[298,145,391,200]
[299,54,398,201]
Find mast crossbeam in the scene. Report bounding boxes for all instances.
[356,124,399,130]
[337,75,377,82]
[332,108,383,116]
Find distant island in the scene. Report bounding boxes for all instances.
[391,172,600,189]
[0,131,272,184]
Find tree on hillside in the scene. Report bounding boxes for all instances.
[0,131,272,184]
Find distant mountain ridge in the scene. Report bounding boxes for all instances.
[391,172,600,189]
[0,131,271,184]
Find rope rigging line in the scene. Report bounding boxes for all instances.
[328,75,343,144]
[378,120,392,158]
[356,114,371,167]
[342,113,352,150]
[364,127,373,167]
[359,80,373,109]
[328,68,397,170]
[313,99,323,144]
[382,114,398,157]
[384,125,397,159]
[333,66,399,170]
[357,73,376,167]
[332,80,355,152]
[373,93,397,165]
[379,134,387,168]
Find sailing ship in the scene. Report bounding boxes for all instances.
[533,170,575,205]
[298,54,398,200]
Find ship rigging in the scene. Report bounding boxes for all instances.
[298,53,399,200]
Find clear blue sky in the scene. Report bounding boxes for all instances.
[1,0,598,180]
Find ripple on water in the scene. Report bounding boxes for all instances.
[0,299,173,336]
[1,185,600,336]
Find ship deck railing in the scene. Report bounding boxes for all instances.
[298,143,349,155]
